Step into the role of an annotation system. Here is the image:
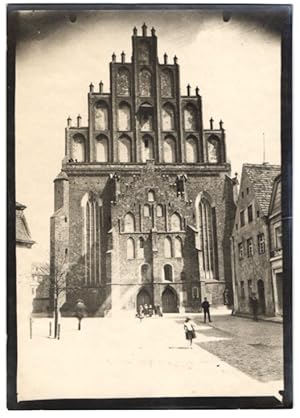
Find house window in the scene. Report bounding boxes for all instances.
[238,242,244,259]
[274,224,282,249]
[257,233,265,254]
[247,238,253,257]
[240,210,245,227]
[240,281,245,299]
[192,287,199,299]
[127,237,135,259]
[248,205,253,223]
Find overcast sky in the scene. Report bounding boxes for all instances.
[15,9,281,262]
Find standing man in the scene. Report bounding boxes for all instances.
[249,294,258,321]
[201,297,212,323]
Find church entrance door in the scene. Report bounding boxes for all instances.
[137,288,151,309]
[162,287,178,313]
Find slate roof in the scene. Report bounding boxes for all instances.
[16,202,35,246]
[243,163,281,216]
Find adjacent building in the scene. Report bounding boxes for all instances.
[16,202,35,320]
[231,163,281,317]
[50,24,236,316]
[269,174,283,316]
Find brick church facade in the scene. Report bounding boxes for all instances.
[50,24,236,316]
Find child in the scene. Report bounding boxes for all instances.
[184,317,196,348]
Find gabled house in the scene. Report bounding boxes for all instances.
[231,163,280,316]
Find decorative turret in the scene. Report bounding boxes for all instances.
[133,26,137,36]
[121,51,125,63]
[187,84,191,96]
[195,86,200,96]
[210,117,214,130]
[219,119,224,130]
[99,80,103,93]
[164,53,168,64]
[112,52,116,62]
[142,23,147,37]
[174,55,178,65]
[151,27,156,36]
[89,83,94,93]
[77,114,82,128]
[67,116,72,127]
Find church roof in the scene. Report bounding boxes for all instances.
[243,163,281,216]
[16,202,35,246]
[54,171,69,181]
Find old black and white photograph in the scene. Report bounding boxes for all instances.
[7,4,292,409]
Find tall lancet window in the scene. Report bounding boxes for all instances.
[184,104,198,131]
[139,69,152,97]
[117,67,130,96]
[96,135,108,162]
[142,135,154,162]
[196,194,217,280]
[118,102,131,131]
[95,101,108,131]
[162,104,175,131]
[161,69,174,97]
[207,135,220,163]
[81,192,102,285]
[72,134,85,162]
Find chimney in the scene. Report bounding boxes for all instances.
[195,86,200,96]
[99,81,103,93]
[67,116,72,127]
[77,115,82,128]
[210,117,214,130]
[121,51,125,64]
[174,55,178,65]
[112,52,116,62]
[219,119,224,130]
[164,53,168,64]
[187,84,191,96]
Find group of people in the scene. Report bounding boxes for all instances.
[136,304,163,320]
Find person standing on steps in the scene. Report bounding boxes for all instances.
[184,317,196,348]
[201,297,212,323]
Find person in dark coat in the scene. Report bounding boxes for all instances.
[250,294,258,321]
[74,299,87,330]
[201,297,212,323]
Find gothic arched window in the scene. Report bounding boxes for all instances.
[196,194,217,279]
[138,41,150,64]
[171,213,181,231]
[72,134,85,162]
[95,101,108,131]
[164,237,172,258]
[161,69,174,97]
[117,67,130,96]
[184,104,198,131]
[157,204,163,217]
[164,265,173,282]
[139,69,152,97]
[141,135,154,161]
[162,103,175,131]
[144,204,150,217]
[163,135,176,163]
[124,212,135,232]
[174,236,183,258]
[208,135,220,163]
[138,237,145,259]
[127,237,135,259]
[118,102,131,131]
[96,134,108,162]
[118,135,132,162]
[148,190,155,202]
[186,136,198,163]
